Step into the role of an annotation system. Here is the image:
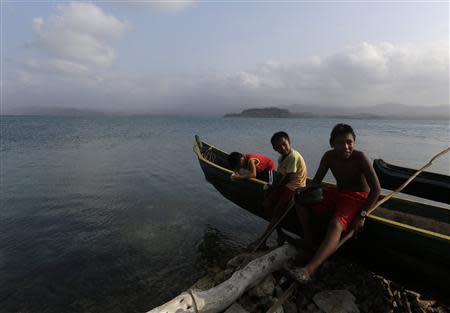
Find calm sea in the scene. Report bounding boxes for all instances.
[1,116,449,313]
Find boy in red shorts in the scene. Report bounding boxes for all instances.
[249,131,307,250]
[292,124,380,282]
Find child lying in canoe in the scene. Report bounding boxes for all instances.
[248,131,308,249]
[228,152,276,181]
[291,123,381,283]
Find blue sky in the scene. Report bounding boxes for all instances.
[2,1,449,114]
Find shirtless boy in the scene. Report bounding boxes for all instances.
[293,123,381,282]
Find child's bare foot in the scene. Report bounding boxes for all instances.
[284,263,312,284]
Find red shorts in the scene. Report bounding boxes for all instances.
[312,188,368,231]
[264,186,295,216]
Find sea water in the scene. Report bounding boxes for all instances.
[1,116,449,312]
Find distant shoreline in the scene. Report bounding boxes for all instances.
[224,107,450,120]
[1,113,449,120]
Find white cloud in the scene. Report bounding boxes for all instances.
[131,0,196,12]
[232,42,449,107]
[5,41,449,115]
[26,58,89,75]
[32,2,127,69]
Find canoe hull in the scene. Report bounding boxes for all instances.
[194,138,450,292]
[374,159,450,204]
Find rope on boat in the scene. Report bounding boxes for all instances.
[202,147,216,163]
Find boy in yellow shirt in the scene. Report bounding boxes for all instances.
[249,131,307,250]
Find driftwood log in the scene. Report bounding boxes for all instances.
[146,243,298,313]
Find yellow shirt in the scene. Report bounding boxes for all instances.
[277,149,307,191]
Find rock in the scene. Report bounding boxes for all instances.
[213,270,226,284]
[274,303,285,313]
[191,275,216,290]
[279,276,288,286]
[301,302,322,313]
[238,294,261,313]
[409,297,426,313]
[296,293,310,311]
[207,265,223,274]
[248,275,276,298]
[283,300,298,313]
[264,297,285,313]
[227,254,246,269]
[312,290,359,313]
[275,286,284,298]
[223,268,235,280]
[224,302,250,313]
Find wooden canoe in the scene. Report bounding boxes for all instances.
[193,136,450,288]
[374,159,450,204]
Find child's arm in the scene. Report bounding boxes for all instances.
[311,152,330,186]
[354,152,381,235]
[359,152,381,212]
[277,152,307,188]
[232,159,257,180]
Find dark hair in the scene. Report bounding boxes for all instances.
[329,123,356,147]
[271,131,290,145]
[228,152,244,170]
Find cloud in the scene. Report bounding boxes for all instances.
[232,42,449,107]
[5,42,449,115]
[26,58,89,75]
[32,2,127,69]
[129,0,196,12]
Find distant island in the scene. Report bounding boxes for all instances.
[224,107,380,119]
[3,103,448,120]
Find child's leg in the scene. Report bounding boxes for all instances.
[303,218,343,277]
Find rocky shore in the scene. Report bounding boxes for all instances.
[191,250,448,313]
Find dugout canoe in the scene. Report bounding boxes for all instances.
[374,159,450,204]
[193,136,450,286]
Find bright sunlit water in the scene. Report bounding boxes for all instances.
[1,116,449,312]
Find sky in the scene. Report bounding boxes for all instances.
[1,1,449,115]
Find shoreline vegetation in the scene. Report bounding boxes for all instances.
[224,107,450,120]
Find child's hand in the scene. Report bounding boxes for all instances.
[353,216,366,238]
[230,172,240,181]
